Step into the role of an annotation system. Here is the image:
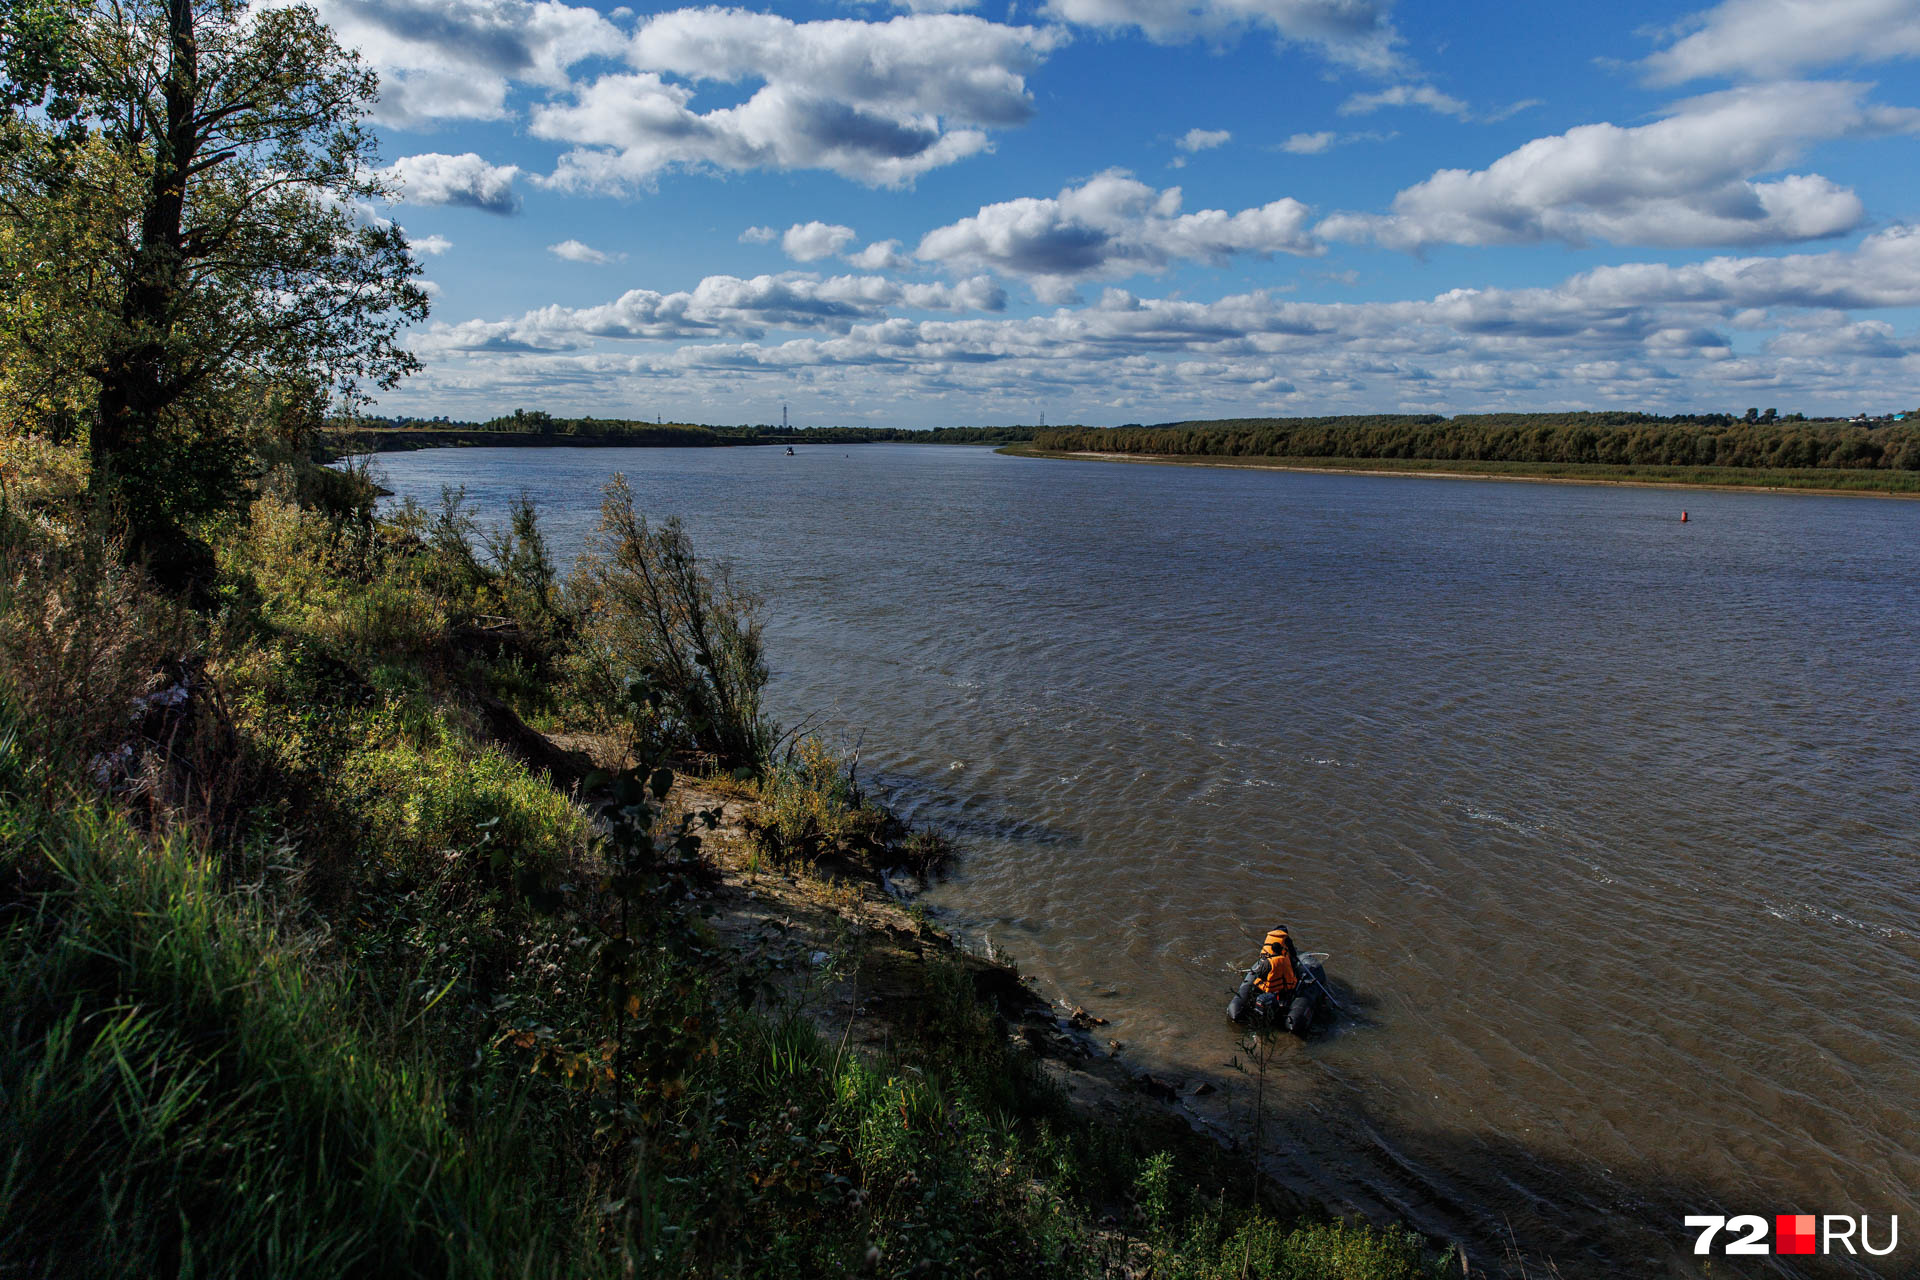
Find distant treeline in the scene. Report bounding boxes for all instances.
[734,424,1041,445]
[1033,413,1920,471]
[340,411,1038,448]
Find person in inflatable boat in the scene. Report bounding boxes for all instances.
[1227,926,1301,1025]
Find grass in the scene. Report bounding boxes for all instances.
[1004,444,1920,495]
[0,713,582,1279]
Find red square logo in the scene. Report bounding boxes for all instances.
[1776,1214,1816,1256]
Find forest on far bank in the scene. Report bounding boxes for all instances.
[1032,412,1920,472]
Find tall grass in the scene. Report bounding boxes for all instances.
[0,709,590,1279]
[752,735,887,863]
[0,488,188,773]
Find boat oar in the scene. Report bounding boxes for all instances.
[1299,952,1345,1014]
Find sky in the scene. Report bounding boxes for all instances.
[330,0,1920,427]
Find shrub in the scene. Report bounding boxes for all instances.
[0,433,88,519]
[234,494,449,663]
[567,475,772,766]
[751,736,891,865]
[484,494,566,649]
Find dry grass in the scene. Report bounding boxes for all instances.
[0,510,189,778]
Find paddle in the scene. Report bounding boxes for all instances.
[1298,952,1346,1015]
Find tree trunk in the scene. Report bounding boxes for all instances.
[92,0,199,571]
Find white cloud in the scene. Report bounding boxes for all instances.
[392,227,1920,423]
[1339,84,1470,118]
[1764,318,1910,360]
[847,239,913,271]
[1040,0,1404,73]
[534,11,1065,190]
[782,222,859,262]
[1644,0,1920,85]
[1178,128,1232,152]
[740,226,778,244]
[549,239,627,264]
[308,0,627,127]
[1483,98,1542,123]
[385,152,523,214]
[898,276,1008,311]
[1278,129,1392,154]
[1554,224,1920,312]
[1319,81,1920,251]
[414,270,1009,351]
[626,10,1054,125]
[411,234,455,255]
[916,170,1320,295]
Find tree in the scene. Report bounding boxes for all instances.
[0,0,427,579]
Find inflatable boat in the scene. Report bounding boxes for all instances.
[1227,950,1331,1036]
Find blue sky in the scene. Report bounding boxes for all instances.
[329,0,1920,427]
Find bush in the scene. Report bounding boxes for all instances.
[233,494,448,663]
[484,494,566,652]
[749,736,896,868]
[567,475,772,766]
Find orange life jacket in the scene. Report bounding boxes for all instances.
[1253,928,1298,996]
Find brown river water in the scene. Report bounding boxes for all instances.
[375,444,1920,1277]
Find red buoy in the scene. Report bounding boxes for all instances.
[1680,511,1689,523]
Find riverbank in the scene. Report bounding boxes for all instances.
[521,718,1292,1179]
[1001,444,1920,497]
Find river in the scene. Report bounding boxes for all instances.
[373,443,1920,1277]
